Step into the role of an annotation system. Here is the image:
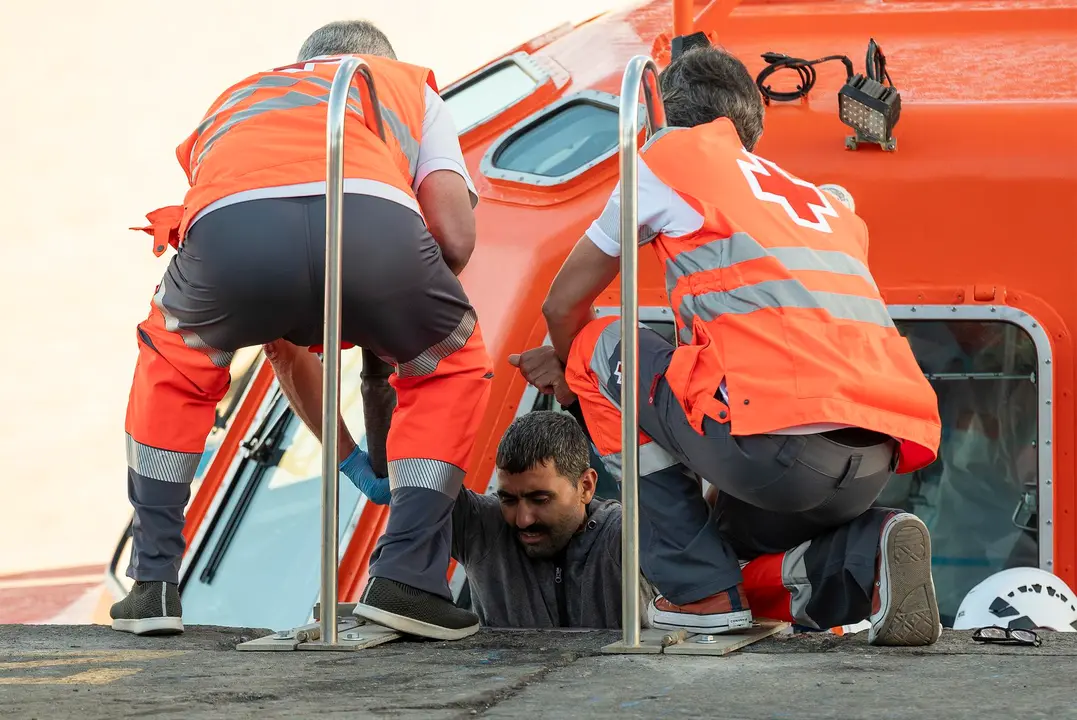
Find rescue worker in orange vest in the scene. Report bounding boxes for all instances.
[115,20,492,641]
[510,44,944,645]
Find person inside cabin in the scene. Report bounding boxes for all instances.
[114,20,493,642]
[282,405,655,629]
[510,43,945,646]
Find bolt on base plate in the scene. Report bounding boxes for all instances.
[236,603,402,652]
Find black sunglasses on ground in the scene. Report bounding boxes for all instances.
[971,625,1042,647]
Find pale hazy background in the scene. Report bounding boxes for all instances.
[0,0,633,575]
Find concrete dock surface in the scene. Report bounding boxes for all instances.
[1,626,1074,719]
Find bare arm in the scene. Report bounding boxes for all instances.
[417,169,476,276]
[263,340,357,463]
[542,237,620,364]
[414,87,479,276]
[542,156,684,362]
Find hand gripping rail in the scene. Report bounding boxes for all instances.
[614,55,666,650]
[319,56,386,647]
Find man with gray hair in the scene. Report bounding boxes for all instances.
[297,19,397,61]
[115,20,492,643]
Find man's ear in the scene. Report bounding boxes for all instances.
[579,468,598,503]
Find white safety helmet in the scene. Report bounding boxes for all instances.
[953,567,1077,632]
[819,183,855,212]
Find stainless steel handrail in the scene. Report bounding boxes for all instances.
[321,56,386,646]
[616,55,667,649]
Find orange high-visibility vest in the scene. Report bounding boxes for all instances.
[132,54,437,254]
[640,119,941,473]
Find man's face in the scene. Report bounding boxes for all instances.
[496,459,596,559]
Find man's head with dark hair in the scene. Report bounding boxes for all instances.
[659,45,765,151]
[495,411,598,558]
[296,20,397,62]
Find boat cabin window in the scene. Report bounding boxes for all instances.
[485,91,622,183]
[179,347,372,630]
[442,56,541,135]
[878,319,1040,627]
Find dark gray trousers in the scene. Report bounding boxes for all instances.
[127,194,475,590]
[587,321,899,606]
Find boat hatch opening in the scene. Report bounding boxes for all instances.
[158,347,371,630]
[480,89,645,193]
[567,304,1048,629]
[442,52,557,144]
[450,309,679,602]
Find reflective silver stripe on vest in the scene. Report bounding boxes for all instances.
[664,231,877,292]
[600,442,680,481]
[193,90,356,177]
[191,75,420,181]
[676,281,894,344]
[665,231,892,343]
[304,77,421,179]
[193,75,303,140]
[586,318,680,479]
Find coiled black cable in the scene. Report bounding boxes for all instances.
[755,52,854,105]
[755,38,895,105]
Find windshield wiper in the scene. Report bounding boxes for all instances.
[198,397,295,584]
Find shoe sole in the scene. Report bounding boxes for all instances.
[648,604,754,635]
[869,514,941,646]
[111,617,184,636]
[352,602,479,641]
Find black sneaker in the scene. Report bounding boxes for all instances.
[110,580,184,636]
[353,577,480,640]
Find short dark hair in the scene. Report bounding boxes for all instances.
[495,411,591,485]
[297,20,397,62]
[659,46,764,151]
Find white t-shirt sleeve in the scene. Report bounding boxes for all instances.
[414,85,478,207]
[584,156,703,257]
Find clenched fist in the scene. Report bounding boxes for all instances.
[508,346,578,407]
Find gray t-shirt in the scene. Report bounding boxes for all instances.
[450,490,654,629]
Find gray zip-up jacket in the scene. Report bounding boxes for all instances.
[450,489,655,629]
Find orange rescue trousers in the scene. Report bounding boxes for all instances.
[124,193,492,592]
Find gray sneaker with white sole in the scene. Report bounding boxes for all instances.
[353,577,480,641]
[868,512,942,646]
[110,580,184,636]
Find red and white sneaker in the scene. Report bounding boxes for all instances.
[647,583,754,635]
[869,512,942,646]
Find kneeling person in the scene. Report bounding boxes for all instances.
[513,44,943,646]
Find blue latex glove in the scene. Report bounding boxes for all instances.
[339,445,391,505]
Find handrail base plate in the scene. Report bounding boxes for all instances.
[237,604,402,652]
[602,620,790,656]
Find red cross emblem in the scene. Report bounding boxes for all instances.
[736,151,838,233]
